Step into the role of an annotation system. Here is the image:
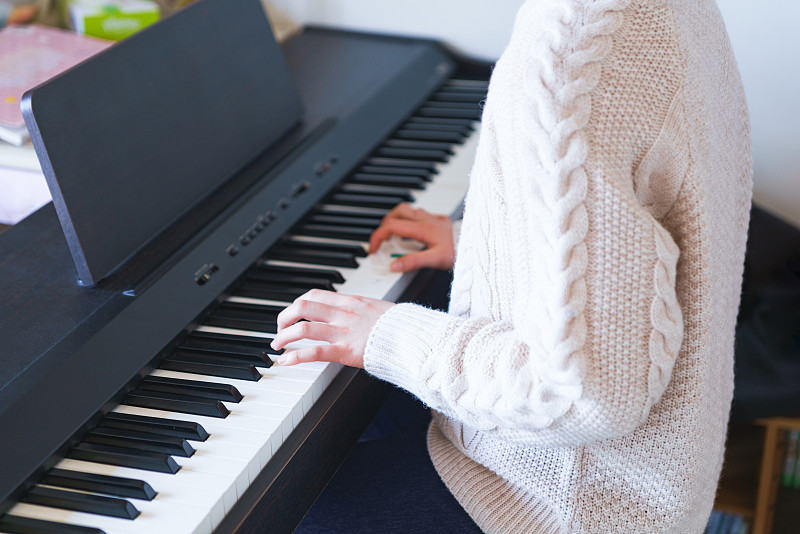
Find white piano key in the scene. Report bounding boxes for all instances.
[3,81,481,534]
[8,497,213,534]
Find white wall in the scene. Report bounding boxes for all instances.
[269,0,800,228]
[716,1,800,228]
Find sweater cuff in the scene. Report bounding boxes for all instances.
[364,303,453,393]
[451,219,463,248]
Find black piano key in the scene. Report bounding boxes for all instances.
[170,347,275,368]
[124,391,230,419]
[85,427,195,458]
[24,486,139,520]
[140,375,243,402]
[0,515,106,534]
[69,443,180,474]
[359,165,433,179]
[443,78,490,89]
[395,120,472,133]
[348,173,427,189]
[418,100,481,111]
[365,157,439,172]
[231,283,309,303]
[393,129,466,144]
[309,213,384,228]
[101,412,209,441]
[253,263,346,284]
[245,269,337,289]
[160,357,263,381]
[269,246,359,268]
[417,105,482,120]
[203,314,278,335]
[431,90,486,103]
[339,183,417,199]
[43,468,156,501]
[182,331,279,356]
[383,139,455,153]
[406,116,476,129]
[296,224,374,243]
[328,193,408,211]
[281,239,368,257]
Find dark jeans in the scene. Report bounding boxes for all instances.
[294,388,483,533]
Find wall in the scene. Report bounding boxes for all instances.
[269,0,800,228]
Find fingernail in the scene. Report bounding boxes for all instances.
[269,340,277,350]
[390,260,403,271]
[277,355,288,365]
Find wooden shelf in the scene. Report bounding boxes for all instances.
[715,416,800,534]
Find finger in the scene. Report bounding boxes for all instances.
[275,298,342,331]
[384,203,428,222]
[271,320,340,351]
[277,344,339,366]
[369,219,431,253]
[390,247,452,272]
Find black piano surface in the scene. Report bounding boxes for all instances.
[0,15,489,534]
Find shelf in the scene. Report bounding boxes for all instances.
[715,416,800,534]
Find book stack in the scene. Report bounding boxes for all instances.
[705,510,749,534]
[781,429,800,490]
[0,24,110,224]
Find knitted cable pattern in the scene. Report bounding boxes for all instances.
[507,0,633,420]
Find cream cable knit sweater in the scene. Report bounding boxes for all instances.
[364,0,752,532]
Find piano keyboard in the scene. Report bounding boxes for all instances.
[0,78,487,534]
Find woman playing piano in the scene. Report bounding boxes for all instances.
[271,0,753,532]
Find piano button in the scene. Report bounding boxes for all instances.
[101,412,209,442]
[43,468,156,501]
[0,514,105,534]
[359,165,433,179]
[393,128,466,144]
[123,391,230,419]
[365,157,439,172]
[161,356,262,381]
[295,224,374,242]
[56,457,231,528]
[253,263,346,284]
[139,376,243,403]
[84,428,195,458]
[347,173,427,189]
[327,193,408,210]
[24,486,139,520]
[68,443,180,474]
[383,139,456,153]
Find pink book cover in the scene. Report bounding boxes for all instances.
[0,25,111,128]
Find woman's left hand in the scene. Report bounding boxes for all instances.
[269,289,395,368]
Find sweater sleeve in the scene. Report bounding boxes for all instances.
[365,0,687,447]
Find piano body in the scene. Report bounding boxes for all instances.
[0,0,489,532]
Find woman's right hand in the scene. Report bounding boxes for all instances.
[369,203,455,272]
